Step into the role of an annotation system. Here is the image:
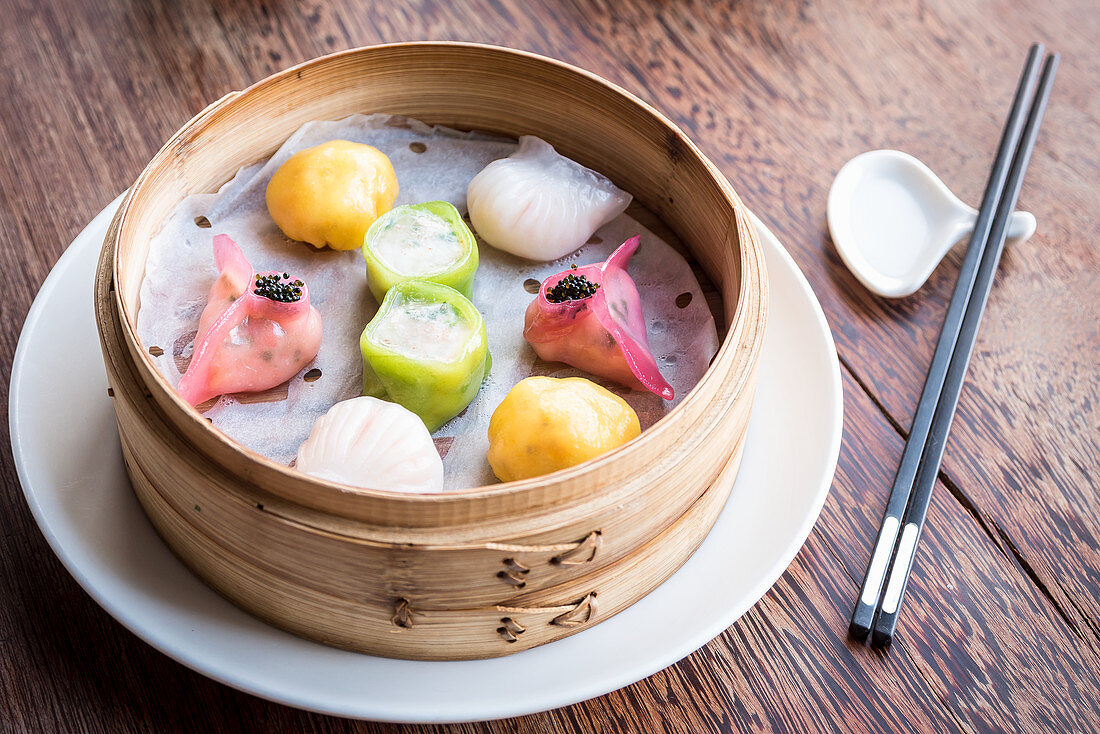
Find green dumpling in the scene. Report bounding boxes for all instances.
[360,280,491,432]
[362,201,479,302]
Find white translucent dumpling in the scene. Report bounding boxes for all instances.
[296,396,444,493]
[466,135,632,261]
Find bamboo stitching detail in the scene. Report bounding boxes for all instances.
[551,530,602,566]
[497,557,530,587]
[391,597,413,628]
[496,617,526,643]
[550,592,598,627]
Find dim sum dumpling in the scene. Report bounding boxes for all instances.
[296,396,444,493]
[360,280,492,432]
[177,234,323,406]
[466,136,632,261]
[524,236,673,400]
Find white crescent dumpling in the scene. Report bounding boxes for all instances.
[466,136,632,261]
[295,396,444,493]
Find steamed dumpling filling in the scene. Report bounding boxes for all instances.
[362,201,480,301]
[368,293,473,363]
[372,207,465,276]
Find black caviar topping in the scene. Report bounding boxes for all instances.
[254,272,305,302]
[545,272,600,303]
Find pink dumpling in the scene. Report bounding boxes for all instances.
[523,236,673,400]
[177,234,323,406]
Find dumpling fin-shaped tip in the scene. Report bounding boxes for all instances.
[176,293,250,407]
[594,236,674,400]
[213,233,253,283]
[651,378,675,401]
[176,366,218,407]
[620,344,674,401]
[602,235,641,272]
[176,376,203,406]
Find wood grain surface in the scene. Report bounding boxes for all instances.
[1,0,1098,731]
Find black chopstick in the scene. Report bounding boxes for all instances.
[849,44,1047,643]
[869,52,1059,647]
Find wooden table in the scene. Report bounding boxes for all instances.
[2,1,1097,731]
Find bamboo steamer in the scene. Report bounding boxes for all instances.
[94,43,768,660]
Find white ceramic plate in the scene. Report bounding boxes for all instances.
[10,196,842,723]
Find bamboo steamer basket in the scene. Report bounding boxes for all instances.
[94,42,768,660]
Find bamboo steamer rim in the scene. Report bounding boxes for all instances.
[105,42,768,515]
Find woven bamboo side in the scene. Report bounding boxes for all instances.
[123,427,746,660]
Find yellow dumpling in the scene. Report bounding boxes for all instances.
[487,376,640,482]
[266,140,398,251]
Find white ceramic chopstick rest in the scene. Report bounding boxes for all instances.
[827,149,1036,298]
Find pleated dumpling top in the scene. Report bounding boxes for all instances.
[295,396,444,493]
[466,136,632,261]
